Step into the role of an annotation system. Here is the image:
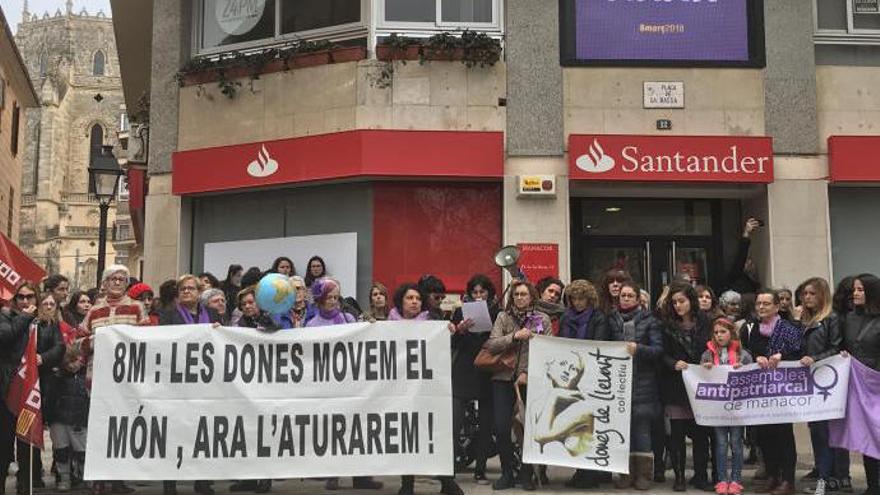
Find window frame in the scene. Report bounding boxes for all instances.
[193,0,371,57]
[814,0,880,45]
[93,50,106,76]
[376,0,503,32]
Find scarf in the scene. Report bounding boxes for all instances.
[388,308,430,321]
[561,307,594,340]
[509,307,546,335]
[759,314,780,337]
[177,303,211,324]
[105,292,125,307]
[318,307,347,325]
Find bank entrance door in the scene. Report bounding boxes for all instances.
[571,198,723,298]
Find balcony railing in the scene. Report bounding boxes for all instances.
[61,193,100,204]
[66,226,101,238]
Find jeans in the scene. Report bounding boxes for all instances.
[714,427,744,483]
[808,421,833,481]
[631,416,652,454]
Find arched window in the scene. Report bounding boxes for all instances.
[39,51,48,77]
[89,123,104,161]
[92,50,105,76]
[32,124,41,194]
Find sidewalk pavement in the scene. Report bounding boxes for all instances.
[3,425,869,494]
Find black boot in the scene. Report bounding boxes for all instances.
[229,480,258,492]
[673,449,687,492]
[398,476,414,495]
[519,464,535,491]
[440,478,463,495]
[194,481,215,495]
[254,480,272,493]
[162,481,177,495]
[492,470,515,491]
[654,452,667,483]
[353,477,383,490]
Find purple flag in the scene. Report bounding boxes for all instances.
[829,358,880,459]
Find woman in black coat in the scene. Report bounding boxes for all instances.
[841,274,880,495]
[609,281,663,490]
[660,281,713,492]
[450,274,500,485]
[13,290,65,492]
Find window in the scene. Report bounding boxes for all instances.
[89,124,104,165]
[10,103,19,156]
[32,125,41,194]
[39,51,48,77]
[7,187,13,238]
[380,0,500,28]
[117,175,129,201]
[119,111,129,133]
[197,0,365,54]
[93,50,106,76]
[815,0,880,42]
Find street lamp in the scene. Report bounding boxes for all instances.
[88,145,123,288]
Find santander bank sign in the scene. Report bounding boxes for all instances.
[569,135,774,183]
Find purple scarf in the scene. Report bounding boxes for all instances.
[561,307,594,340]
[177,304,211,324]
[318,308,347,326]
[388,308,430,321]
[759,314,780,337]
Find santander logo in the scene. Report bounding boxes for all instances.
[575,139,616,173]
[246,144,279,178]
[569,135,774,184]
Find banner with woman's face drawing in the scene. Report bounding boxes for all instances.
[523,336,633,474]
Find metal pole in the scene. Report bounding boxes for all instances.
[97,202,109,288]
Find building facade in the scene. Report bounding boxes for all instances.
[0,7,38,245]
[15,2,138,289]
[115,0,880,304]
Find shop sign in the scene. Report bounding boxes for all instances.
[216,0,266,35]
[644,81,684,109]
[569,134,774,183]
[517,243,559,282]
[517,175,556,197]
[828,136,880,182]
[172,130,503,195]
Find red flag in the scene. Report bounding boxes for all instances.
[5,322,44,448]
[0,232,46,295]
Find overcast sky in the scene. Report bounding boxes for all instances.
[4,0,111,33]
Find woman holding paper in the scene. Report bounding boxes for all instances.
[609,281,664,491]
[486,280,551,491]
[741,288,803,495]
[839,273,880,495]
[659,281,713,492]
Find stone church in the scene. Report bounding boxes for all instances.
[15,1,137,289]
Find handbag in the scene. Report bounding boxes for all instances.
[474,341,519,374]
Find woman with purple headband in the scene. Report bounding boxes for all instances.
[305,278,382,491]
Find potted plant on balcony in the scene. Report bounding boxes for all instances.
[376,34,422,61]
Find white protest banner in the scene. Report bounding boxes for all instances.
[84,322,453,481]
[682,354,850,427]
[522,336,632,474]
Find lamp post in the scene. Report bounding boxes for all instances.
[88,145,123,288]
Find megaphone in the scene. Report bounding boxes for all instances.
[494,245,526,281]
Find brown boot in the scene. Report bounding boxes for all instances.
[615,455,634,489]
[633,453,654,491]
[771,481,795,495]
[755,477,780,494]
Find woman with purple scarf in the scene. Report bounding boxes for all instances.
[556,279,610,489]
[389,282,464,495]
[306,278,382,492]
[740,288,803,495]
[158,274,220,495]
[487,280,551,491]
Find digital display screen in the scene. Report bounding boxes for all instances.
[560,0,763,67]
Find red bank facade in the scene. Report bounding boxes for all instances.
[112,1,880,302]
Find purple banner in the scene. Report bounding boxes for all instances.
[575,0,750,62]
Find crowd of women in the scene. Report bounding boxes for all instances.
[0,237,878,495]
